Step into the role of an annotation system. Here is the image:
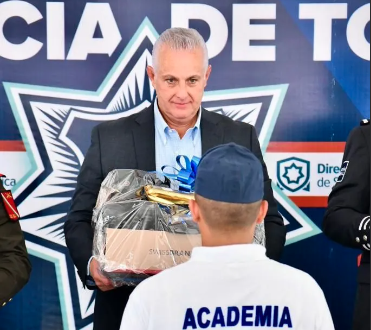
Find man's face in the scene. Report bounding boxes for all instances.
[147,45,211,124]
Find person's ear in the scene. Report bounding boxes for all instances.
[147,66,156,88]
[189,199,201,224]
[256,200,268,224]
[204,65,212,87]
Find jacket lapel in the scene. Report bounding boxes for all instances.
[132,105,156,171]
[201,108,224,154]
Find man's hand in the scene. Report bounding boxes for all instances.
[90,258,115,292]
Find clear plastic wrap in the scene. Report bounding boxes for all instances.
[92,169,201,287]
[92,169,266,287]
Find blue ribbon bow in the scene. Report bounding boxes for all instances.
[161,155,201,192]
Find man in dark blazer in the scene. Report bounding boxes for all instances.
[323,119,370,330]
[0,176,31,308]
[64,27,286,330]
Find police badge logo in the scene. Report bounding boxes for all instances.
[277,157,311,193]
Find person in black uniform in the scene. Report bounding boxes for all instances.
[0,177,31,308]
[323,119,370,330]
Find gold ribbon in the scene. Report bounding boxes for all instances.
[144,185,194,205]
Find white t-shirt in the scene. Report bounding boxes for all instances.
[120,244,334,330]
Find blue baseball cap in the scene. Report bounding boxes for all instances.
[194,143,264,204]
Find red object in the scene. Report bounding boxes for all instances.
[357,254,362,267]
[0,141,26,152]
[267,142,346,153]
[289,196,329,208]
[0,190,20,221]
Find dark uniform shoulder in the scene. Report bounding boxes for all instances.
[346,120,369,144]
[359,119,370,137]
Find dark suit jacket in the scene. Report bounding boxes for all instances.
[323,123,370,284]
[0,180,31,307]
[64,105,286,329]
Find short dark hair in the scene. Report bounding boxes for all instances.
[195,194,261,231]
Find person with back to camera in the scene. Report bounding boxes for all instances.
[120,143,335,330]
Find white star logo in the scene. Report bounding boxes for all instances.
[283,164,305,185]
[3,17,320,330]
[286,167,302,182]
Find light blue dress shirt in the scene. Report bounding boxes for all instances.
[154,99,202,175]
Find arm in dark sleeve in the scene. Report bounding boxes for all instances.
[0,183,32,306]
[323,127,370,251]
[64,126,103,287]
[250,126,286,260]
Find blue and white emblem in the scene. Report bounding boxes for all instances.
[277,157,310,193]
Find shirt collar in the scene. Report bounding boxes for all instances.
[154,98,201,145]
[190,244,267,263]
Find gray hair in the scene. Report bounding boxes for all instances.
[152,27,209,72]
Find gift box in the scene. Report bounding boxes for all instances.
[92,157,266,287]
[92,169,201,287]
